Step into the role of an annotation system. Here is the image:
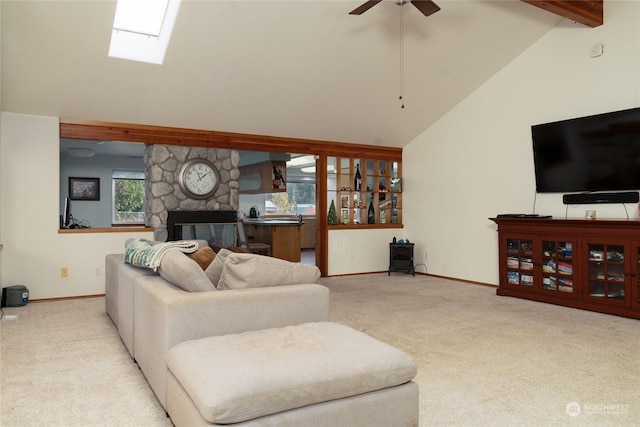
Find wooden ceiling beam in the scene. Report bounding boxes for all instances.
[521,0,603,28]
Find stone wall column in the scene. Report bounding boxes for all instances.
[144,144,240,241]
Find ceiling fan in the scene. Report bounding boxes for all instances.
[349,0,441,17]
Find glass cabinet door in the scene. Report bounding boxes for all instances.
[633,242,640,310]
[540,240,577,297]
[586,242,630,306]
[637,244,640,309]
[505,238,534,287]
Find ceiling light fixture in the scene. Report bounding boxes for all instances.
[301,165,336,174]
[68,148,96,158]
[287,155,316,167]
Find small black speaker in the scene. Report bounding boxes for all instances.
[562,191,640,205]
[1,286,29,307]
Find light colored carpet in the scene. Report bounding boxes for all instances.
[0,297,171,427]
[323,274,639,426]
[1,274,638,426]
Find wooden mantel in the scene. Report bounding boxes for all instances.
[521,0,603,28]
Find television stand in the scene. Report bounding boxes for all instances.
[490,217,640,320]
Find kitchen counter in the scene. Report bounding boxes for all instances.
[242,219,303,262]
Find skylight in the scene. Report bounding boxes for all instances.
[108,0,181,65]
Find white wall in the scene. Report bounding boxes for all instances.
[403,0,640,285]
[0,112,153,299]
[328,228,401,276]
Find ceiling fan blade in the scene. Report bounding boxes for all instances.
[411,0,441,17]
[349,0,383,15]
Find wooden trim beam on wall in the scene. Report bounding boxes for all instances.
[521,0,603,28]
[59,119,402,161]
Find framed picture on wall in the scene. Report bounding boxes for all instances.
[69,177,100,201]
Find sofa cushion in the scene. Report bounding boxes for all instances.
[158,250,216,292]
[167,322,417,424]
[187,246,216,270]
[204,248,232,287]
[217,253,320,290]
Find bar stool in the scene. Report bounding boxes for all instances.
[237,220,272,256]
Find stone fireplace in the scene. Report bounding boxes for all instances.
[144,144,240,241]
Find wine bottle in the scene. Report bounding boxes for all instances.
[354,163,362,191]
[367,197,375,224]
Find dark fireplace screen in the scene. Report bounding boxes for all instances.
[166,210,238,249]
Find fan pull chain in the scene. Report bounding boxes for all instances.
[399,3,405,109]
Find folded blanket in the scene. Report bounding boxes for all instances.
[124,239,199,271]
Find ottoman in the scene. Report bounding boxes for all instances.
[166,322,419,426]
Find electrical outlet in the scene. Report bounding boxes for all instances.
[61,267,68,277]
[96,266,103,276]
[423,251,429,259]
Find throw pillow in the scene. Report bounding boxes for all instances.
[226,246,249,253]
[125,238,136,249]
[205,248,232,287]
[217,253,320,290]
[158,250,216,292]
[187,246,216,270]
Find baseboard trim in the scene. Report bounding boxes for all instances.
[30,294,105,303]
[421,272,497,288]
[325,270,498,289]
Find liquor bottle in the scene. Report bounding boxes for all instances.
[354,163,362,191]
[367,197,375,224]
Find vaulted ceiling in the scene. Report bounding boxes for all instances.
[1,1,601,148]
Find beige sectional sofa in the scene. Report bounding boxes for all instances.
[105,244,330,409]
[106,241,418,426]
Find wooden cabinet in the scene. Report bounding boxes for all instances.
[491,218,640,319]
[327,157,402,227]
[244,222,301,262]
[239,161,287,194]
[300,217,317,249]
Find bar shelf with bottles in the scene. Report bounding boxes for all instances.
[327,157,402,227]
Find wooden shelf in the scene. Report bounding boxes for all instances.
[327,157,402,226]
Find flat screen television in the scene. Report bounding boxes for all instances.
[531,107,640,193]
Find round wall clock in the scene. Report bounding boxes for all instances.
[178,158,220,199]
